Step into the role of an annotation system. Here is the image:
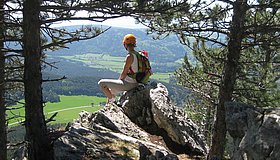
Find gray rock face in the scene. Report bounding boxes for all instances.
[120,83,208,156]
[53,108,173,160]
[225,102,280,160]
[89,105,150,141]
[54,121,147,160]
[52,83,208,159]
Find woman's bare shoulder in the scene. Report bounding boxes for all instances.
[126,53,134,60]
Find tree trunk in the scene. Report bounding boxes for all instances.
[0,0,7,159]
[208,0,247,159]
[205,105,212,145]
[23,0,53,159]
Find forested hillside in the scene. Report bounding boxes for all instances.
[44,57,119,78]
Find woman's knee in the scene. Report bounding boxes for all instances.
[98,79,107,88]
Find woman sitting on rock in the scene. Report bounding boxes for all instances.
[98,34,139,105]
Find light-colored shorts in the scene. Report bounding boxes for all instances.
[98,79,138,95]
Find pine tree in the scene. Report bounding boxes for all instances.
[136,0,280,159]
[22,0,52,159]
[2,1,166,159]
[0,0,26,158]
[21,0,158,159]
[0,0,7,159]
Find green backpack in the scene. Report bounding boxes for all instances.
[128,50,152,84]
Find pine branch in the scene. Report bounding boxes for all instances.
[187,32,228,47]
[4,54,23,58]
[5,97,24,105]
[217,0,234,5]
[5,66,24,70]
[7,141,25,150]
[5,79,24,83]
[6,114,25,122]
[205,72,222,79]
[190,87,217,105]
[42,76,67,82]
[46,112,58,124]
[41,27,110,50]
[2,49,23,54]
[6,106,24,110]
[41,60,59,69]
[249,3,280,9]
[42,15,127,24]
[245,25,280,35]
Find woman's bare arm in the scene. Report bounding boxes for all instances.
[119,54,133,80]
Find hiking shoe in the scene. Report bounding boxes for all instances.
[104,98,115,107]
[106,97,115,104]
[114,101,122,107]
[136,84,145,91]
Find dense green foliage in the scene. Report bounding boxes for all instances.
[42,75,105,100]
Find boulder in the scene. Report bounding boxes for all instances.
[88,104,151,141]
[225,102,280,160]
[120,83,208,156]
[54,111,174,159]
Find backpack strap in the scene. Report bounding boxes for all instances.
[127,52,137,79]
[129,67,135,74]
[136,52,142,72]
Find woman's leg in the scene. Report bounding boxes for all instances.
[98,80,114,99]
[101,85,114,99]
[98,79,138,98]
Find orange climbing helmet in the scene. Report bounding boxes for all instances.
[122,34,136,45]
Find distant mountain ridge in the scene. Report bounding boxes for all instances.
[48,25,191,63]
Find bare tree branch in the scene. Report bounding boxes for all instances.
[42,76,66,82]
[46,112,58,124]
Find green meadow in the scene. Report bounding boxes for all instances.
[61,53,125,73]
[7,95,106,126]
[151,72,173,83]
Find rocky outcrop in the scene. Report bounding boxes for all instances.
[54,108,174,160]
[52,82,208,159]
[225,102,280,160]
[120,83,208,156]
